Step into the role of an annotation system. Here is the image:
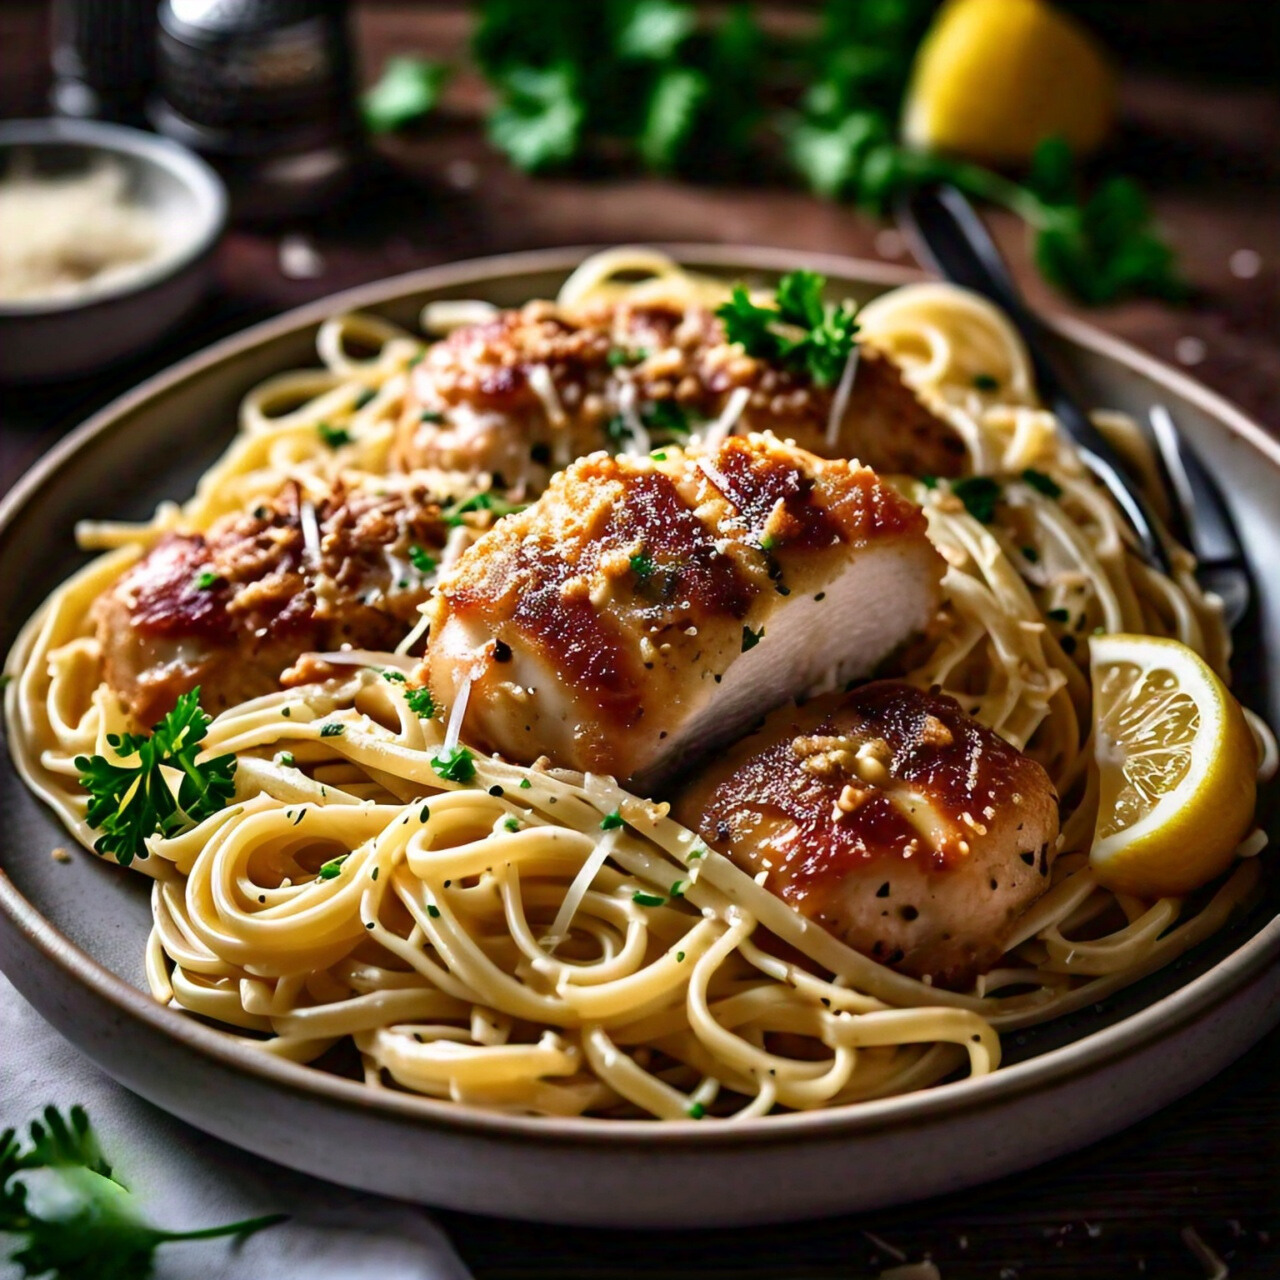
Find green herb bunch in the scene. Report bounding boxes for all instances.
[0,1106,282,1279]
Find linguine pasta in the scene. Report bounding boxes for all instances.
[4,249,1269,1121]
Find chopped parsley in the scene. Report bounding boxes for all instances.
[973,373,1000,391]
[274,751,295,767]
[669,880,685,898]
[354,388,376,410]
[919,474,938,490]
[408,543,437,574]
[382,669,407,684]
[443,491,528,527]
[1047,608,1071,623]
[405,686,435,719]
[193,570,224,591]
[503,816,521,832]
[600,809,624,831]
[1022,468,1063,499]
[608,346,648,367]
[632,891,667,908]
[319,723,345,737]
[741,624,764,652]
[687,1101,707,1120]
[317,854,349,880]
[432,744,476,783]
[952,476,1002,524]
[317,422,352,448]
[419,408,445,423]
[650,450,668,461]
[688,845,707,861]
[519,777,532,789]
[716,270,858,389]
[676,950,686,962]
[427,902,441,918]
[629,550,656,579]
[75,688,236,866]
[645,398,689,437]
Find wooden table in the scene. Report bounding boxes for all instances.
[3,4,1279,1276]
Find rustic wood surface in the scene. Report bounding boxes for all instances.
[2,3,1279,1276]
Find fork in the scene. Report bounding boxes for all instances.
[896,184,1252,627]
[1148,403,1252,629]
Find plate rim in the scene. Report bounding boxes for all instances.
[2,242,1277,1150]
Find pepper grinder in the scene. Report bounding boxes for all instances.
[150,0,363,222]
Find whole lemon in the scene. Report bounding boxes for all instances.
[902,0,1117,167]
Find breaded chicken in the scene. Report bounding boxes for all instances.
[95,481,448,724]
[426,435,943,790]
[674,681,1060,988]
[395,298,965,488]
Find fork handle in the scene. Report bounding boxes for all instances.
[898,184,1172,573]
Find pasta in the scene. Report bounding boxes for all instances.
[4,249,1270,1121]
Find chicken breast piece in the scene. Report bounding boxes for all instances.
[674,681,1060,988]
[426,434,943,790]
[395,297,965,489]
[95,481,448,725]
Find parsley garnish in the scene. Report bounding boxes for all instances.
[405,686,435,719]
[952,476,1002,524]
[420,408,445,423]
[382,669,407,683]
[408,544,437,573]
[687,1101,706,1119]
[919,474,938,490]
[716,270,858,388]
[1022,468,1063,499]
[362,55,449,133]
[317,422,352,448]
[503,816,521,832]
[75,689,236,866]
[354,388,376,410]
[519,778,532,789]
[608,346,649,367]
[629,550,656,579]
[443,491,528,527]
[0,1105,283,1278]
[432,745,476,783]
[600,809,624,831]
[633,891,666,907]
[193,570,224,591]
[318,854,349,880]
[427,902,441,918]
[274,751,295,767]
[319,723,345,737]
[973,373,1000,391]
[741,624,764,652]
[676,950,686,962]
[669,880,685,898]
[650,450,668,461]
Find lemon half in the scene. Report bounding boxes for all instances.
[903,0,1116,167]
[1089,634,1257,899]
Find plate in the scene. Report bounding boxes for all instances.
[1,246,1277,1227]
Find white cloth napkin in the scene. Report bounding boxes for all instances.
[0,971,473,1280]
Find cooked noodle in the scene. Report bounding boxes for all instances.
[4,249,1270,1121]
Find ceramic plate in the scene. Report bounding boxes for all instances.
[1,247,1277,1227]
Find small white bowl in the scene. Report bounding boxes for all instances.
[0,118,227,382]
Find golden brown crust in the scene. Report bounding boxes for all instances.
[96,482,446,724]
[395,298,965,483]
[674,681,1060,987]
[427,435,941,781]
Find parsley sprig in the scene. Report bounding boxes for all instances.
[0,1105,283,1280]
[75,689,236,867]
[717,271,858,389]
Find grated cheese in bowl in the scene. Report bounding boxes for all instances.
[0,154,163,304]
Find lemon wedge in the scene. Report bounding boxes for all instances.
[1089,634,1257,898]
[902,0,1116,167]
